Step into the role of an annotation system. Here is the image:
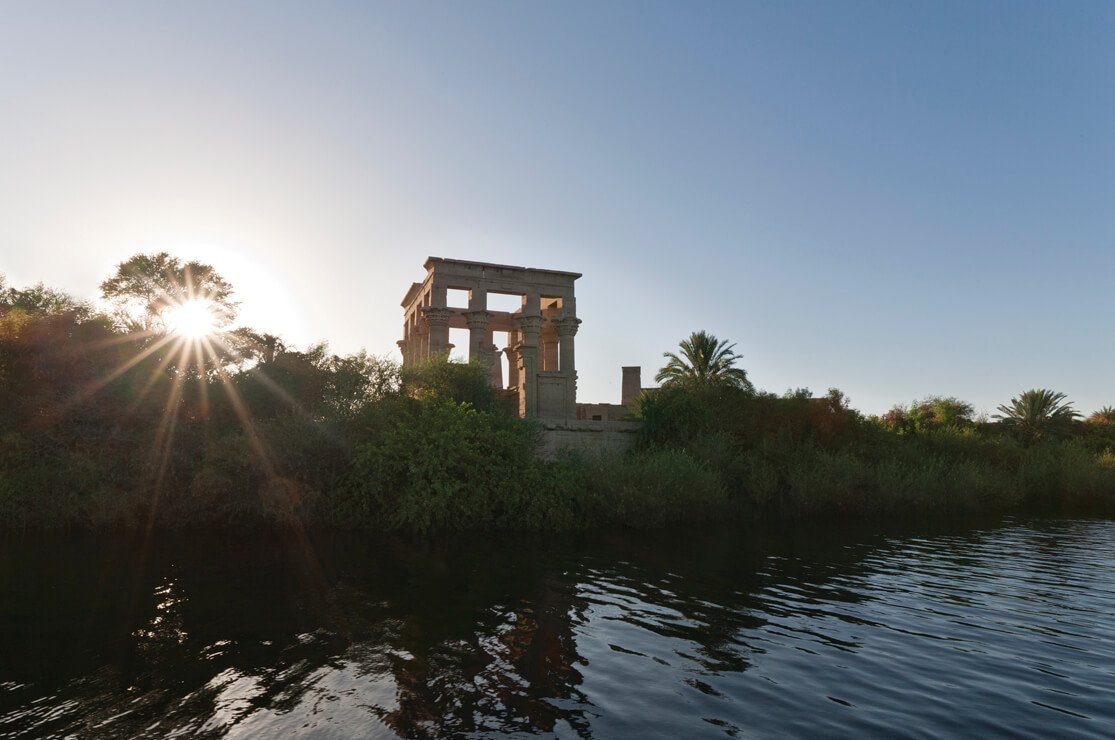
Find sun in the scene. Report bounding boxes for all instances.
[163,299,219,339]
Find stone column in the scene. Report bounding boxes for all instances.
[556,317,581,375]
[488,343,503,388]
[515,313,543,417]
[540,324,559,372]
[421,306,452,359]
[555,316,581,413]
[504,346,520,389]
[410,322,429,362]
[463,310,493,365]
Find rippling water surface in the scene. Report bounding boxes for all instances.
[3,517,1115,738]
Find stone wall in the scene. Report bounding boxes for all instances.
[536,372,572,419]
[575,402,631,422]
[538,419,642,458]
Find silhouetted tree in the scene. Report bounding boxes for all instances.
[994,389,1079,444]
[100,252,237,332]
[655,330,753,391]
[0,281,93,320]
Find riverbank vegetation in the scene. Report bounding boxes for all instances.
[3,257,1115,532]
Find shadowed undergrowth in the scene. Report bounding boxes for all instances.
[4,290,1115,533]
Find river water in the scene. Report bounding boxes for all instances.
[2,517,1114,738]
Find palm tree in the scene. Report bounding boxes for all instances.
[655,330,753,391]
[993,389,1079,444]
[1086,406,1115,426]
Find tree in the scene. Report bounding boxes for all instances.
[655,330,753,391]
[224,328,287,366]
[926,396,976,429]
[903,396,976,433]
[401,356,499,413]
[1086,406,1115,426]
[993,389,1079,444]
[100,252,237,333]
[0,281,92,320]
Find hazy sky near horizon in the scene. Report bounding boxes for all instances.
[1,1,1112,414]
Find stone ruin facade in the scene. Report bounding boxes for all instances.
[399,257,582,419]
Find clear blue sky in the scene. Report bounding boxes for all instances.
[1,1,1112,415]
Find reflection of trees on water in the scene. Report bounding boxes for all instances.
[331,538,595,737]
[0,518,1005,737]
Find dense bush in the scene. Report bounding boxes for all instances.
[633,381,1115,521]
[337,397,541,532]
[4,263,1115,533]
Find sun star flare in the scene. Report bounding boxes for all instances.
[163,298,219,339]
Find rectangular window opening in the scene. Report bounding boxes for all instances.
[493,330,510,387]
[448,328,469,362]
[447,289,470,309]
[487,292,524,313]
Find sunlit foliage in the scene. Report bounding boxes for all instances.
[879,396,976,435]
[1086,406,1115,426]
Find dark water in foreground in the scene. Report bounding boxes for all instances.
[2,518,1115,738]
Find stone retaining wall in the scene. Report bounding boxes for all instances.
[538,419,642,458]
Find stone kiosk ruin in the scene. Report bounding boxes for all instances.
[399,257,641,453]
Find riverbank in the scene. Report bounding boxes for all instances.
[5,305,1115,533]
[4,424,1115,533]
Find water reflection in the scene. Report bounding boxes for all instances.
[3,518,1115,738]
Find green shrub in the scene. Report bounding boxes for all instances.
[338,398,540,533]
[577,449,729,528]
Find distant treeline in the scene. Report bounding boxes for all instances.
[3,261,1115,532]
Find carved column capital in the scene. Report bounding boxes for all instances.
[421,306,452,328]
[555,317,581,337]
[515,313,543,330]
[463,310,494,331]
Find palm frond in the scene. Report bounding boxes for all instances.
[655,330,753,391]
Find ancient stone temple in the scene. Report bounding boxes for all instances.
[399,257,582,419]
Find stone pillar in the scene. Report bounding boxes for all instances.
[488,343,503,388]
[622,366,642,407]
[556,317,581,374]
[556,316,581,413]
[396,339,409,366]
[540,324,559,372]
[421,306,452,359]
[504,346,520,389]
[410,322,429,362]
[515,313,543,417]
[463,310,493,365]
